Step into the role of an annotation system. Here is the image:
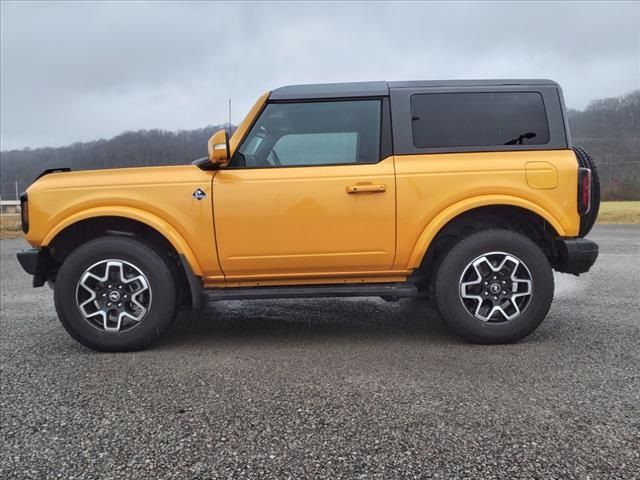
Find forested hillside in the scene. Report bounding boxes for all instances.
[568,90,639,200]
[0,125,226,199]
[1,91,639,200]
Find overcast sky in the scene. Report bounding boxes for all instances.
[1,1,638,151]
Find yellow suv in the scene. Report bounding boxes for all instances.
[17,80,600,351]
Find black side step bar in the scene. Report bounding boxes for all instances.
[204,282,418,302]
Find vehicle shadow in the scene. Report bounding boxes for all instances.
[156,297,456,349]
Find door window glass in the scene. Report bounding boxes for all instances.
[235,100,381,167]
[270,132,358,166]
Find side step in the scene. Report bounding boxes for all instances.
[204,282,418,302]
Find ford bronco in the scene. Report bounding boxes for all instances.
[17,80,600,351]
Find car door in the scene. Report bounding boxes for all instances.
[212,98,396,280]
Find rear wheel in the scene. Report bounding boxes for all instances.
[435,229,554,344]
[54,236,177,351]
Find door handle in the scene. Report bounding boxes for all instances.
[346,184,386,194]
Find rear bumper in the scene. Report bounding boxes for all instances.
[17,248,50,287]
[555,238,599,275]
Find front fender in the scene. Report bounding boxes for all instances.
[405,195,568,269]
[42,206,204,276]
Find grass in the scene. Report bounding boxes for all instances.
[1,201,638,240]
[0,214,23,239]
[597,201,640,224]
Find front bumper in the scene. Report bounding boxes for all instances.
[17,248,50,287]
[555,238,599,275]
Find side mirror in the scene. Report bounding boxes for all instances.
[208,129,231,167]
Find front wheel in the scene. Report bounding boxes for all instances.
[54,236,177,351]
[435,229,554,344]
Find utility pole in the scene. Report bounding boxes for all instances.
[15,180,19,201]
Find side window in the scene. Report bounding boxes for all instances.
[410,92,550,149]
[234,100,381,168]
[271,132,358,166]
[243,134,264,155]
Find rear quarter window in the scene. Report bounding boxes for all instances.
[410,92,550,149]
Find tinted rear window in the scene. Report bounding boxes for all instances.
[411,92,550,149]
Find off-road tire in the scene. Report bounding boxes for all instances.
[54,236,177,351]
[435,229,554,344]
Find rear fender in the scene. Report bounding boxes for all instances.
[406,195,567,269]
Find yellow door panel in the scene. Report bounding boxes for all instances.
[213,157,396,277]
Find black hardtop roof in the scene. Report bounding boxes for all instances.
[269,79,559,100]
[270,81,388,100]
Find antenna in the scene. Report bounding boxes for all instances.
[228,98,232,131]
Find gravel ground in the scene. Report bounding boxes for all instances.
[1,225,639,479]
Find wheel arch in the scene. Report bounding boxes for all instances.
[407,196,565,270]
[42,206,202,276]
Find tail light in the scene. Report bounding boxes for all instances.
[577,167,592,215]
[20,192,29,233]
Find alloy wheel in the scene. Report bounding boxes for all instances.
[75,259,152,333]
[459,251,533,323]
